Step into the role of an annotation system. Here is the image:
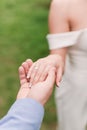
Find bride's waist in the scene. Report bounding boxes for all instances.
[64,63,87,82]
[66,56,87,70]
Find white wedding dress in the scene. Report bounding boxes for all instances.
[47,28,87,130]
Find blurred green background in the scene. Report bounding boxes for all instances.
[0,0,57,129]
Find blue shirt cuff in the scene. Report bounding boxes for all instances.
[9,98,44,124]
[0,98,44,130]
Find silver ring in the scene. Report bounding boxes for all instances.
[34,66,38,70]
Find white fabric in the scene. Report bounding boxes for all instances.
[46,29,86,49]
[47,28,87,130]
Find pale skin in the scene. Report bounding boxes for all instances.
[27,0,87,86]
[17,59,56,106]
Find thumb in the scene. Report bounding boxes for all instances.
[19,66,27,85]
[45,67,56,87]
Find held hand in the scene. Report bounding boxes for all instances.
[17,59,56,106]
[27,54,64,86]
[27,67,56,105]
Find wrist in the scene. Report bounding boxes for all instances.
[47,54,64,68]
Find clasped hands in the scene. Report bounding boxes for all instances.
[17,54,64,106]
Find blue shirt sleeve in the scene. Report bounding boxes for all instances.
[0,98,44,130]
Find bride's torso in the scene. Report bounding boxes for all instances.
[66,28,87,73]
[64,0,87,72]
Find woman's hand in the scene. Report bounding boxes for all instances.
[27,54,64,87]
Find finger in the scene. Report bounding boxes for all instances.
[31,65,46,84]
[45,67,56,87]
[39,65,52,82]
[27,62,39,83]
[27,61,42,84]
[22,62,29,75]
[18,66,27,85]
[22,59,33,75]
[26,59,33,68]
[27,62,37,79]
[56,67,63,87]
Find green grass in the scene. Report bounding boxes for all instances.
[0,0,57,129]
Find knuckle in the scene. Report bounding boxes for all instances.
[22,62,25,66]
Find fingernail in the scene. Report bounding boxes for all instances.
[27,75,30,79]
[57,82,60,87]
